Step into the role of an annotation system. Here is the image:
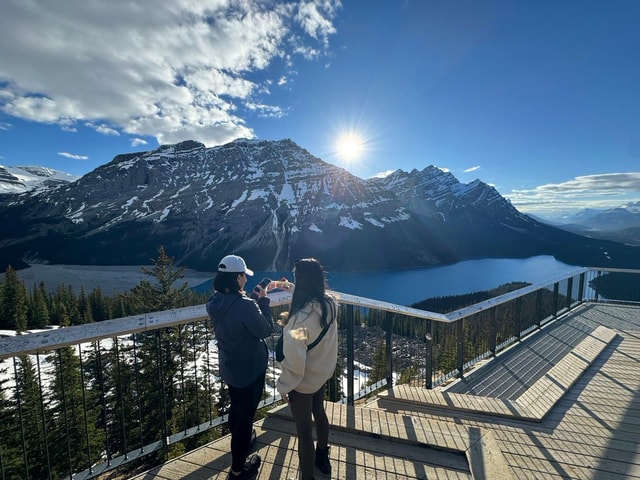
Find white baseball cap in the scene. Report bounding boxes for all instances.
[217,254,254,276]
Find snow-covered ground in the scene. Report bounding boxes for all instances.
[6,264,216,295]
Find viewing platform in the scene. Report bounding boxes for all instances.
[1,267,639,479]
[130,302,640,479]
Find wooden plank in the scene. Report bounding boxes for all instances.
[466,430,516,480]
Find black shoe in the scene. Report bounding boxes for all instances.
[228,453,261,479]
[315,446,331,475]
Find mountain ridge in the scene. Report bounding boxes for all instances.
[0,165,79,195]
[1,138,638,272]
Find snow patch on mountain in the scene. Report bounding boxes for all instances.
[340,216,363,229]
[0,165,79,194]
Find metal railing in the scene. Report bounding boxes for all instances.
[0,267,638,479]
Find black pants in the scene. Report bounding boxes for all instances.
[227,371,266,472]
[288,385,329,480]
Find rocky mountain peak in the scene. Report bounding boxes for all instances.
[1,138,638,272]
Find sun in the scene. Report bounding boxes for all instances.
[336,134,363,161]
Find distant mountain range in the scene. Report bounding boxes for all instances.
[0,165,79,194]
[1,139,639,272]
[547,202,640,246]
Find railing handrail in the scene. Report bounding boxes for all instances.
[446,267,590,321]
[0,266,635,360]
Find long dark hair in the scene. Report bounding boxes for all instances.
[213,271,243,295]
[288,258,334,328]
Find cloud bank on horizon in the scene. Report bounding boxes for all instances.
[507,173,640,217]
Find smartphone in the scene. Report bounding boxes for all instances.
[254,277,272,292]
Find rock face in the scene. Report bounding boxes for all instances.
[1,138,638,271]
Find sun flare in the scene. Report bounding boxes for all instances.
[336,134,363,160]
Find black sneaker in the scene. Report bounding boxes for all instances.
[315,446,331,475]
[228,453,261,480]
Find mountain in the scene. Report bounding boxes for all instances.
[553,202,640,246]
[1,139,639,272]
[0,165,79,195]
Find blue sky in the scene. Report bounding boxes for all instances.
[1,0,639,220]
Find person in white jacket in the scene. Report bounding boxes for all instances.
[276,258,338,480]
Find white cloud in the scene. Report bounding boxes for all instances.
[463,165,480,173]
[295,1,338,47]
[370,169,395,179]
[506,172,640,215]
[0,0,340,146]
[131,138,148,147]
[87,123,119,136]
[58,152,89,160]
[245,102,286,118]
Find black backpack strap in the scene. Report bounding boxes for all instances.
[307,297,336,351]
[307,323,330,350]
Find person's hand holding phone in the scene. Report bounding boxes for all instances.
[253,277,271,298]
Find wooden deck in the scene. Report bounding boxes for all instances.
[131,303,640,480]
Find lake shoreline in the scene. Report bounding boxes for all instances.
[3,256,581,306]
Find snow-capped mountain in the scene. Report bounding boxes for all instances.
[553,201,640,246]
[568,202,640,231]
[1,139,638,271]
[0,165,79,195]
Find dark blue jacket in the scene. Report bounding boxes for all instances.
[206,291,273,388]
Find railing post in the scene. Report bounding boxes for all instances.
[566,277,573,309]
[595,271,602,302]
[535,289,542,328]
[384,312,393,388]
[578,273,585,302]
[552,282,559,317]
[345,304,355,406]
[489,308,497,356]
[515,297,523,340]
[12,358,29,480]
[156,331,169,460]
[457,319,464,379]
[425,320,433,389]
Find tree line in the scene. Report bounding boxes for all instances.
[0,247,222,479]
[0,249,208,333]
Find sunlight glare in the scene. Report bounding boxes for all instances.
[337,134,363,161]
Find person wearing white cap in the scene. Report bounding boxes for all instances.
[206,254,273,480]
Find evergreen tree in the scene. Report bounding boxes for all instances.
[47,346,105,478]
[0,360,23,477]
[78,287,94,324]
[28,282,50,329]
[89,287,112,321]
[367,337,387,386]
[398,365,419,385]
[83,338,138,464]
[127,246,192,314]
[1,265,28,332]
[50,284,78,326]
[16,355,50,479]
[124,247,199,462]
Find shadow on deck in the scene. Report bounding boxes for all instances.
[131,303,640,480]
